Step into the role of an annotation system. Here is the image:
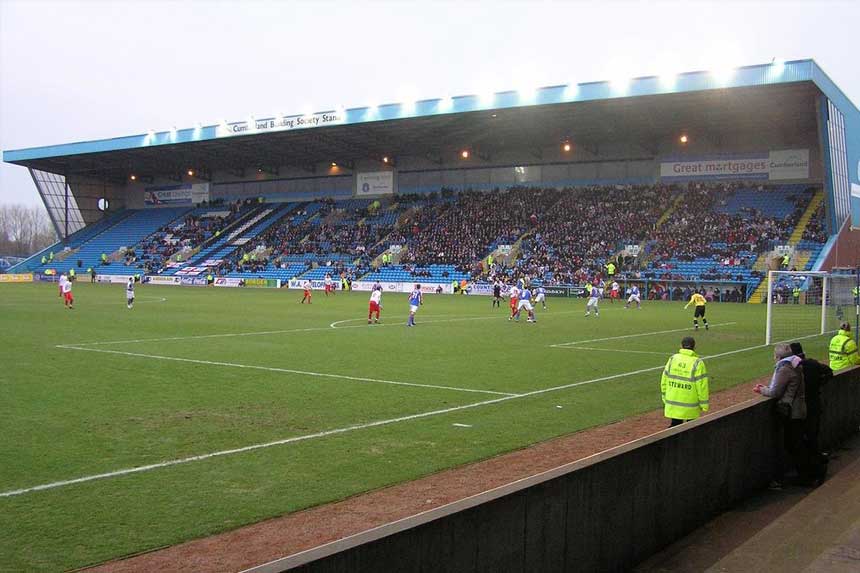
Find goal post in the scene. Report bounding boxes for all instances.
[765,269,860,345]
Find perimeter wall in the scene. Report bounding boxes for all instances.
[253,367,860,573]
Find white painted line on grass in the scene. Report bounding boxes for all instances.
[573,347,671,356]
[6,332,830,499]
[55,345,519,397]
[549,322,737,348]
[452,423,473,428]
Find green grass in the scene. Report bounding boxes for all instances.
[0,282,833,570]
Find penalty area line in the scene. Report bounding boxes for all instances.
[5,335,802,499]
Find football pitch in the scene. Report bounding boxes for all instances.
[0,282,834,570]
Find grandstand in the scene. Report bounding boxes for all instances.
[5,59,858,296]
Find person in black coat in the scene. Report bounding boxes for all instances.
[790,342,833,456]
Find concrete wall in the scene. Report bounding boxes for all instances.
[249,368,860,573]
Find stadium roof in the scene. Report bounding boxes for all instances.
[3,59,856,182]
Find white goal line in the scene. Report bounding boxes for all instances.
[2,331,827,500]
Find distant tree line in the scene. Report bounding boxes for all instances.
[0,204,57,257]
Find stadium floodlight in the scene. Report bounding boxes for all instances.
[302,107,313,119]
[398,88,417,114]
[187,169,195,177]
[248,116,257,131]
[382,156,390,164]
[564,83,578,99]
[563,142,572,152]
[331,162,337,167]
[610,73,630,94]
[679,134,688,144]
[517,79,537,103]
[461,149,470,159]
[129,174,137,181]
[770,58,786,77]
[438,95,454,112]
[478,89,495,107]
[170,126,177,140]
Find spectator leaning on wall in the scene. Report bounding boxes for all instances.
[754,343,826,487]
[790,342,833,457]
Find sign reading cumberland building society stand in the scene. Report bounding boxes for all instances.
[218,111,345,137]
[660,149,809,180]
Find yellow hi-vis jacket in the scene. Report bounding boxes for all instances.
[829,329,860,371]
[661,348,709,420]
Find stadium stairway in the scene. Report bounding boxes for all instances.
[747,190,825,303]
[167,205,275,271]
[788,190,824,246]
[655,193,685,228]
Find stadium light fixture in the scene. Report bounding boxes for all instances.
[170,126,178,141]
[518,83,537,104]
[461,149,470,159]
[331,162,337,167]
[564,84,578,99]
[382,156,390,164]
[147,129,156,141]
[771,58,785,76]
[563,142,572,152]
[248,116,257,131]
[187,169,195,177]
[129,174,137,181]
[438,95,454,112]
[610,75,630,94]
[679,134,688,144]
[398,88,417,114]
[479,89,495,107]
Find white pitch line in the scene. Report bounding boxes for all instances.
[573,347,670,356]
[55,345,518,397]
[5,332,829,499]
[549,322,737,348]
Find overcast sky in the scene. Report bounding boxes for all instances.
[1,0,858,208]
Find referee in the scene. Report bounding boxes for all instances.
[684,290,709,330]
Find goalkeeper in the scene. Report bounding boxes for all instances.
[684,290,708,330]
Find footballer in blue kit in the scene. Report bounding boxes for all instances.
[585,284,601,317]
[407,284,422,326]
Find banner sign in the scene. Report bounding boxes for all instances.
[347,280,453,294]
[242,278,280,288]
[144,183,209,207]
[180,277,209,286]
[96,274,135,284]
[145,275,182,285]
[0,273,33,283]
[660,149,809,181]
[356,171,395,197]
[214,277,244,287]
[217,111,345,138]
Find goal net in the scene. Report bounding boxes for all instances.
[765,270,860,345]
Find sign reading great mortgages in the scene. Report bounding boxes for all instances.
[218,111,345,137]
[660,149,809,181]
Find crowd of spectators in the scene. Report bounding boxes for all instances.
[187,183,825,292]
[142,200,250,272]
[648,184,811,274]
